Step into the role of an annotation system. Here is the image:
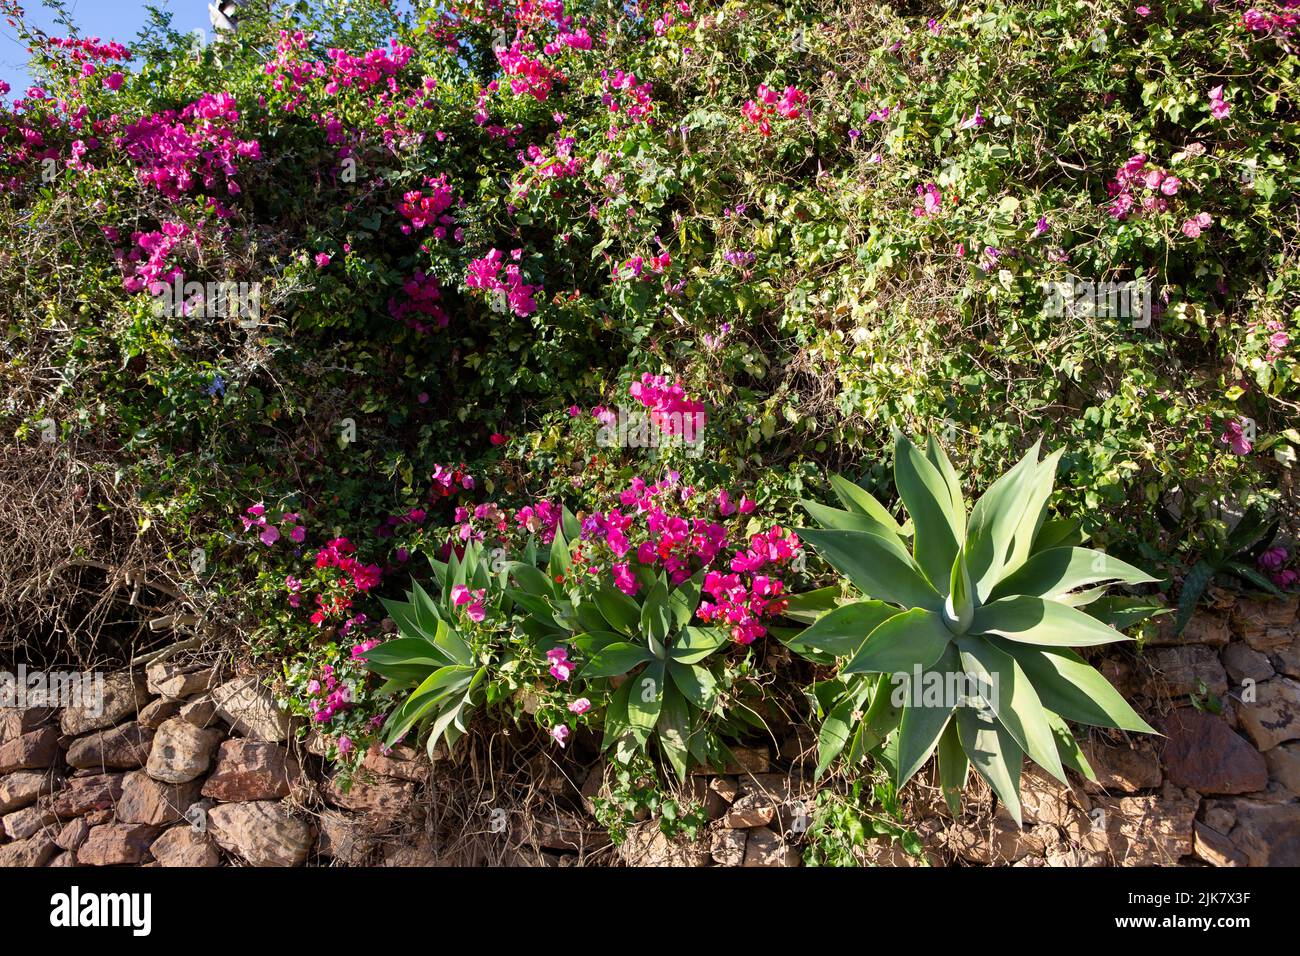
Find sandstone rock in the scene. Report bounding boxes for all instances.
[179,696,221,729]
[202,739,300,802]
[1193,821,1246,867]
[147,662,218,699]
[1149,612,1230,647]
[1275,639,1300,680]
[0,707,55,741]
[1235,677,1300,751]
[1011,767,1081,828]
[207,801,312,867]
[1043,845,1109,867]
[1160,709,1268,794]
[1263,741,1300,793]
[211,677,294,742]
[324,772,415,820]
[149,824,221,866]
[3,800,58,839]
[316,810,372,865]
[690,745,770,775]
[743,827,800,867]
[1222,643,1274,684]
[60,670,149,735]
[47,851,77,867]
[77,823,160,865]
[117,770,202,826]
[66,722,154,770]
[1101,784,1199,866]
[710,827,747,866]
[1080,737,1162,793]
[0,827,58,867]
[361,742,428,783]
[1148,644,1229,698]
[381,838,440,867]
[1231,594,1298,650]
[146,718,222,783]
[1225,800,1300,866]
[49,773,124,817]
[511,811,610,852]
[724,792,776,828]
[618,821,710,866]
[946,819,1054,864]
[54,816,92,852]
[136,697,183,729]
[0,726,58,773]
[0,769,64,814]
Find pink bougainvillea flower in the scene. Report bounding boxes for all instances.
[1181,212,1213,238]
[490,432,506,445]
[912,182,942,217]
[1258,547,1288,572]
[1136,5,1151,16]
[259,524,280,546]
[568,698,592,715]
[549,724,570,748]
[1219,418,1252,456]
[337,735,353,755]
[314,252,331,268]
[1208,85,1231,120]
[547,646,575,681]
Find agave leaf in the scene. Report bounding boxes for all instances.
[816,689,863,777]
[601,679,634,751]
[581,642,654,678]
[1046,711,1096,782]
[795,599,899,658]
[595,583,642,636]
[925,435,967,538]
[656,683,691,781]
[989,546,1158,602]
[668,570,705,629]
[956,637,1067,784]
[895,644,962,788]
[628,659,666,740]
[781,586,843,624]
[843,607,953,675]
[570,630,626,655]
[505,561,553,598]
[829,473,902,538]
[802,500,894,534]
[670,626,729,664]
[972,595,1130,647]
[946,545,975,634]
[992,639,1155,733]
[1084,595,1168,630]
[893,430,962,594]
[667,660,716,709]
[964,439,1042,601]
[1031,517,1085,553]
[849,674,903,763]
[1004,448,1064,578]
[955,704,1025,826]
[936,720,970,817]
[362,637,453,671]
[798,528,942,611]
[1225,561,1284,597]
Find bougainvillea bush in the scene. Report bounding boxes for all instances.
[3,0,1299,815]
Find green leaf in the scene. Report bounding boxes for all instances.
[972,595,1130,647]
[893,430,961,594]
[989,547,1157,602]
[1046,711,1096,782]
[656,684,691,781]
[506,561,553,597]
[668,570,705,629]
[955,705,1024,826]
[595,584,642,636]
[799,528,942,611]
[581,642,654,678]
[601,679,633,751]
[1004,448,1064,578]
[802,500,892,534]
[936,720,969,817]
[993,641,1155,733]
[956,637,1066,784]
[843,608,953,675]
[667,660,716,709]
[781,586,842,624]
[1173,560,1216,636]
[670,626,729,664]
[628,659,665,740]
[829,473,902,538]
[925,435,967,538]
[895,647,960,788]
[964,439,1042,601]
[793,599,898,657]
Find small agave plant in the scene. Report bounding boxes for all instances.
[788,431,1159,824]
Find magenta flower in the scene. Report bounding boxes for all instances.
[547,646,574,681]
[1219,419,1252,456]
[314,253,331,268]
[568,698,592,715]
[1258,547,1288,572]
[549,724,570,748]
[1208,85,1231,120]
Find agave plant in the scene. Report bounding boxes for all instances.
[359,539,508,757]
[788,431,1159,824]
[505,528,759,780]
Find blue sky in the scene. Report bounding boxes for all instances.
[0,0,211,96]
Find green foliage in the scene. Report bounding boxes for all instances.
[794,432,1161,824]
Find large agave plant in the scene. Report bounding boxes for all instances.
[790,431,1159,824]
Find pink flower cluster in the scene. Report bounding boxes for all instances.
[698,569,789,645]
[431,464,475,497]
[397,174,454,235]
[114,222,188,294]
[497,41,564,101]
[547,646,575,681]
[241,503,306,546]
[912,182,942,217]
[740,84,807,136]
[388,270,449,332]
[118,92,261,205]
[451,584,487,623]
[325,42,414,94]
[1243,3,1300,37]
[601,71,655,124]
[1106,153,1180,220]
[316,537,383,596]
[466,248,541,317]
[305,664,352,723]
[1258,547,1299,589]
[515,501,562,542]
[628,373,705,439]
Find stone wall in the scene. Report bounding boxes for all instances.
[1,591,1297,867]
